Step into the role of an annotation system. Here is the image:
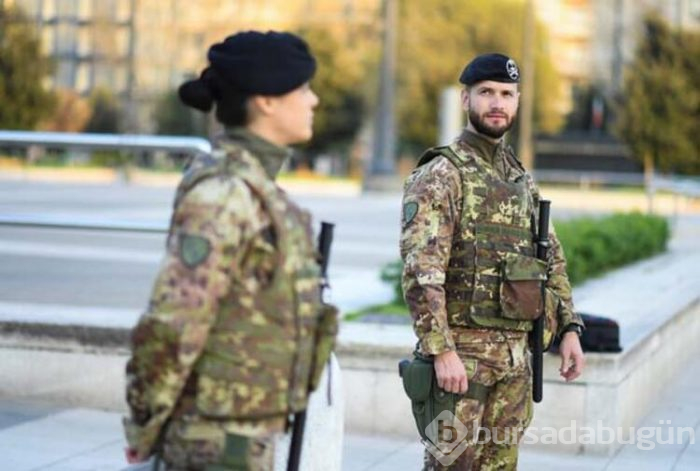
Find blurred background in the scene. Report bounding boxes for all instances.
[0,2,699,470]
[0,0,698,183]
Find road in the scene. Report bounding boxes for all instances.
[0,180,404,316]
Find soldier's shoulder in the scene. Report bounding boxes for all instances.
[176,160,255,215]
[404,154,461,199]
[411,153,460,181]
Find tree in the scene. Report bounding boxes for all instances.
[39,89,91,132]
[396,0,564,154]
[84,88,121,133]
[616,14,700,181]
[298,24,379,157]
[0,5,55,129]
[153,89,207,136]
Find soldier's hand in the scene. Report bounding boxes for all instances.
[125,447,148,464]
[434,350,468,394]
[559,332,585,382]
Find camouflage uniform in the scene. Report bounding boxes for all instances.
[124,128,327,470]
[400,129,583,470]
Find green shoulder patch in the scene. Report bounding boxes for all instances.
[403,202,419,225]
[179,234,212,269]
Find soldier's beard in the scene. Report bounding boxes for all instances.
[469,108,515,139]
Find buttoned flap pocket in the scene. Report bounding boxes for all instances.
[500,253,547,320]
[400,358,434,402]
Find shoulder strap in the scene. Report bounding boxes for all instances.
[503,144,528,174]
[172,152,226,211]
[416,145,458,168]
[228,158,288,279]
[179,152,225,193]
[416,143,472,171]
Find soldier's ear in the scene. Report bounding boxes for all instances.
[248,95,278,117]
[461,87,470,112]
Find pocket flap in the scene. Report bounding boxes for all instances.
[401,358,434,402]
[502,253,548,281]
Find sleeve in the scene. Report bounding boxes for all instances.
[547,226,585,335]
[525,175,584,335]
[123,175,255,457]
[400,158,460,356]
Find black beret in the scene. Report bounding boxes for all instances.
[207,30,316,95]
[459,53,520,86]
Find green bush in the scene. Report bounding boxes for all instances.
[383,212,669,305]
[554,212,669,285]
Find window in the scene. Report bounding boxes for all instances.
[690,0,700,20]
[41,27,55,55]
[76,63,91,93]
[42,0,56,21]
[78,0,92,21]
[77,27,91,56]
[116,0,132,23]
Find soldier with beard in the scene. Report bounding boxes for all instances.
[400,53,585,470]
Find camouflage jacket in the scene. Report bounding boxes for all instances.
[124,128,321,457]
[400,129,583,356]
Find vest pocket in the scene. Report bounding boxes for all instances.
[499,253,548,320]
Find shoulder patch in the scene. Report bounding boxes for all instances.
[403,202,419,225]
[179,234,212,269]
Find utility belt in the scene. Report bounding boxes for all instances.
[449,326,529,344]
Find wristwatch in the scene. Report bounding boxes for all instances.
[561,323,583,337]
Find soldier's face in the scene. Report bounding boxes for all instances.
[253,82,320,146]
[462,81,519,140]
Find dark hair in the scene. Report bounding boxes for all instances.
[178,67,249,127]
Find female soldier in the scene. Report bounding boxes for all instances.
[123,30,333,470]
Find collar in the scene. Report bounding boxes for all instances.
[223,127,292,179]
[457,129,505,166]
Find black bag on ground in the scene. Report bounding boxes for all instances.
[553,313,622,353]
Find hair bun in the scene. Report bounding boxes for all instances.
[178,75,214,112]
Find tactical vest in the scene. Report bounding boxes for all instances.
[180,143,322,420]
[417,143,547,331]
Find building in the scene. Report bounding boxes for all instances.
[5,0,697,136]
[6,0,378,132]
[536,0,700,116]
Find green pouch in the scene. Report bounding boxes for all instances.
[500,253,548,320]
[309,303,339,391]
[399,355,456,441]
[204,433,248,471]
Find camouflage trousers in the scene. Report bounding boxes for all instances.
[158,417,280,471]
[423,329,533,471]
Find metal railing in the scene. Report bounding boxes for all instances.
[1,131,699,232]
[0,130,211,233]
[0,130,211,155]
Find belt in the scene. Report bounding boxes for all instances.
[451,327,528,344]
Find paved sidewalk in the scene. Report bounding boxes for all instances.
[1,342,698,470]
[345,355,700,471]
[0,183,698,469]
[0,355,697,471]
